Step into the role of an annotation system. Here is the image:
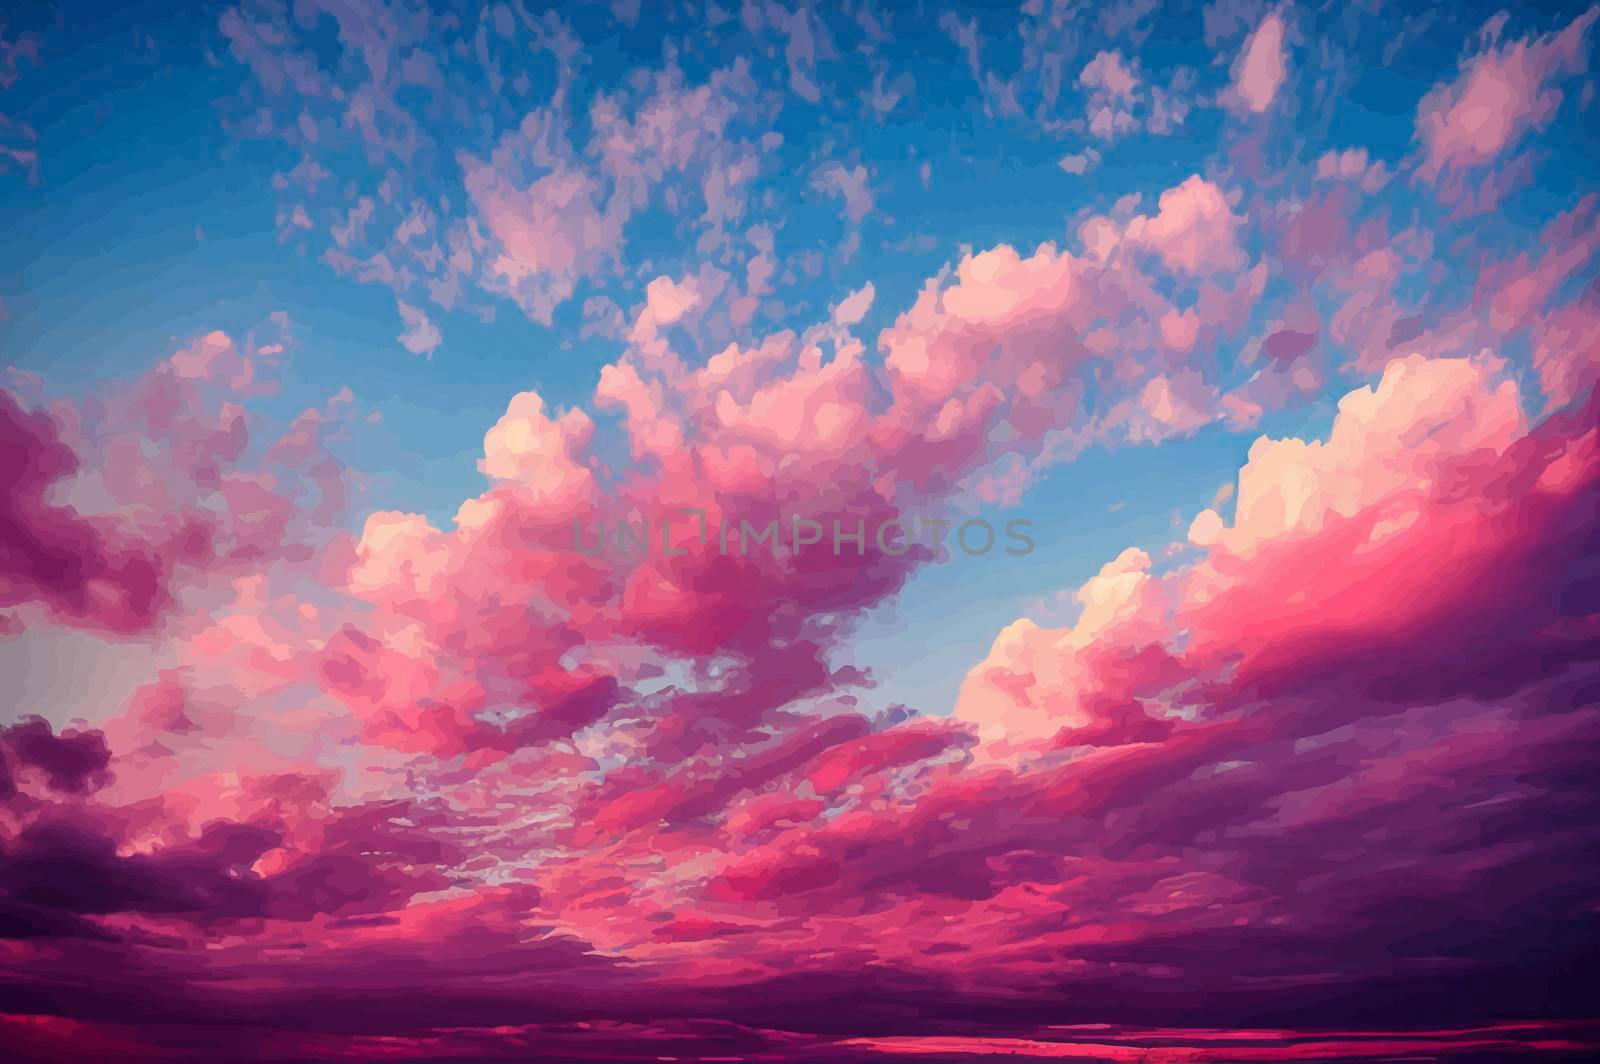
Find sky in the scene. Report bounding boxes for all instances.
[2,0,1600,1060]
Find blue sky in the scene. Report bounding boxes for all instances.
[4,0,1597,713]
[6,4,1600,1058]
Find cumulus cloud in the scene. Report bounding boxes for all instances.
[6,227,1600,1064]
[8,3,1600,1059]
[1125,174,1247,275]
[478,391,595,505]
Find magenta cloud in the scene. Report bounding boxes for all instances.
[5,2,1600,1061]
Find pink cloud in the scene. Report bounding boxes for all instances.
[1080,50,1141,138]
[478,391,597,507]
[1416,6,1599,180]
[810,161,875,225]
[395,299,441,357]
[463,149,622,326]
[629,274,704,348]
[1192,354,1524,556]
[1229,11,1288,113]
[1314,147,1392,192]
[5,157,1598,1063]
[1125,174,1246,275]
[1080,50,1140,101]
[1532,291,1600,411]
[13,4,1600,1056]
[1075,50,1190,141]
[3,325,1598,1064]
[1131,369,1218,440]
[831,281,876,326]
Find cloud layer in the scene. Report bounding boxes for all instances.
[3,0,1600,1061]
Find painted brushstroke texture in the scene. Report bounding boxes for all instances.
[2,0,1599,1060]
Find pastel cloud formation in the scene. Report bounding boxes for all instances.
[1417,6,1599,179]
[5,259,1597,1061]
[5,0,1600,1061]
[1125,174,1246,275]
[1231,11,1289,113]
